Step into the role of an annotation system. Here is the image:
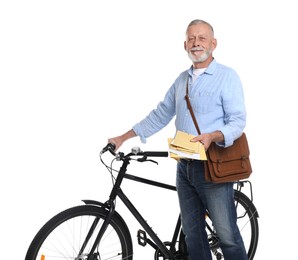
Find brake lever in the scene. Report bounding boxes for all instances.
[147,159,158,165]
[137,156,158,165]
[131,147,159,164]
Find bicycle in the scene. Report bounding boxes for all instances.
[25,143,259,260]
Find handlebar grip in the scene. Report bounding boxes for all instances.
[143,151,169,157]
[101,143,116,155]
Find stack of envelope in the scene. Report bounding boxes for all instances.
[168,130,207,160]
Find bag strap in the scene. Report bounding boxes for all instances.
[185,76,201,135]
[185,76,210,176]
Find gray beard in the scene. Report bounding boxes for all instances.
[188,50,210,63]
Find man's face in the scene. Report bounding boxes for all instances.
[184,23,217,64]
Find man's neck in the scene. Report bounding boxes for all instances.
[193,56,214,69]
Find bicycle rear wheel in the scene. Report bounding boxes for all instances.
[206,190,259,260]
[234,190,259,260]
[25,205,133,260]
[179,190,259,260]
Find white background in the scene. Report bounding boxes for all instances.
[1,0,297,259]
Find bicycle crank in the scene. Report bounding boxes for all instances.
[154,242,174,260]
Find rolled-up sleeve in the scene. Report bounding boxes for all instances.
[132,86,176,143]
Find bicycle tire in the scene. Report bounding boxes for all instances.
[234,190,259,260]
[25,204,133,260]
[178,190,259,260]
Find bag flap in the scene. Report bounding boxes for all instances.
[207,133,250,163]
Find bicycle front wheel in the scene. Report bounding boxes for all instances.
[25,205,133,260]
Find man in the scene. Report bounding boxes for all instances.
[108,19,248,260]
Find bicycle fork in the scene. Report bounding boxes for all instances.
[76,200,116,260]
[78,159,132,260]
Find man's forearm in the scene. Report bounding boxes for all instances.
[121,129,137,142]
[210,130,224,143]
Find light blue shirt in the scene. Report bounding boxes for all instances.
[133,59,246,147]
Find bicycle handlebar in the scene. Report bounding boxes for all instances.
[142,151,168,157]
[100,143,169,159]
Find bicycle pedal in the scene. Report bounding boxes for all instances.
[137,229,147,246]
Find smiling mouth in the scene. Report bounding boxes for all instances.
[191,47,203,53]
[191,49,203,55]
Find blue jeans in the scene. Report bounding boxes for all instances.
[176,159,247,260]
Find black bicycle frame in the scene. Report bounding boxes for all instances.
[85,156,180,259]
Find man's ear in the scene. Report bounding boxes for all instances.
[184,41,187,51]
[212,38,217,51]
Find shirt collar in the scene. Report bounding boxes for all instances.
[188,58,217,76]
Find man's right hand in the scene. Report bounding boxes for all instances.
[108,129,137,151]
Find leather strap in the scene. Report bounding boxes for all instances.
[185,76,201,135]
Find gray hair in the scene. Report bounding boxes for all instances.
[186,19,214,36]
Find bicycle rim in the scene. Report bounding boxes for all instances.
[234,191,259,260]
[25,205,133,260]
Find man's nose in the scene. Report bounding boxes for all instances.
[194,37,201,46]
